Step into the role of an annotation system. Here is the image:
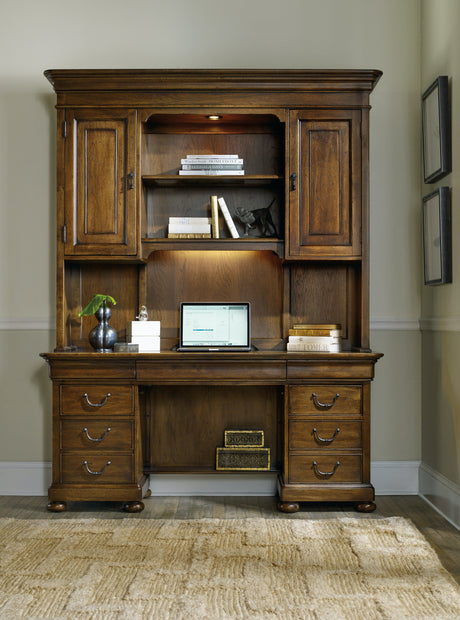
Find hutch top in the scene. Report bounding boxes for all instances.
[44,68,382,353]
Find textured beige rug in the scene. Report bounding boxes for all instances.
[0,517,459,619]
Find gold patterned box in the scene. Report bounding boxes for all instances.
[216,447,270,471]
[224,430,264,448]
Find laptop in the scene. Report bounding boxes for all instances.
[177,302,251,352]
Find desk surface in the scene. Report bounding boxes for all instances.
[41,350,382,383]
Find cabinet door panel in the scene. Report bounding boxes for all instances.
[288,110,361,258]
[64,109,137,255]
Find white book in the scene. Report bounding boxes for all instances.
[217,197,239,239]
[287,342,342,352]
[185,154,239,159]
[127,321,161,337]
[128,335,161,351]
[169,217,212,225]
[168,223,211,233]
[178,170,244,176]
[182,163,244,170]
[288,336,341,344]
[181,158,243,165]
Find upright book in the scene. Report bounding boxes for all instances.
[217,197,239,238]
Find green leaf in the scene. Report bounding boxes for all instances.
[78,294,117,317]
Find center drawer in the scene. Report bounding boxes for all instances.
[61,420,133,451]
[289,385,362,416]
[60,385,134,416]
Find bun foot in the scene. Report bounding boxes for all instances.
[123,501,145,513]
[277,501,299,513]
[144,489,152,498]
[356,501,376,513]
[47,501,67,512]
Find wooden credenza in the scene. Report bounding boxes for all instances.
[42,69,382,512]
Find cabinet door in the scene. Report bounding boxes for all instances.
[64,109,137,256]
[287,110,361,258]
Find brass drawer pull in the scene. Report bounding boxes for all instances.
[312,460,340,478]
[312,427,340,444]
[311,392,339,410]
[83,427,111,443]
[83,392,111,408]
[83,460,111,476]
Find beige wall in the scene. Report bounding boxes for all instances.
[0,1,422,470]
[421,0,460,485]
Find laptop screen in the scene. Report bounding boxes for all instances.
[180,302,250,350]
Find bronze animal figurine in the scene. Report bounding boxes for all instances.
[234,199,278,237]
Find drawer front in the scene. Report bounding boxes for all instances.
[61,454,133,484]
[289,385,362,416]
[288,454,362,484]
[137,360,285,383]
[61,420,133,451]
[289,420,362,451]
[60,385,134,416]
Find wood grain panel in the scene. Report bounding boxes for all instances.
[64,108,137,256]
[65,263,139,348]
[146,385,280,471]
[300,120,349,244]
[146,251,283,342]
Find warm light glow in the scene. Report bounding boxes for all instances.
[207,115,222,120]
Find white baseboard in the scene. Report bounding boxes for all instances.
[149,473,278,496]
[0,460,420,498]
[370,460,420,495]
[0,462,52,496]
[419,462,460,529]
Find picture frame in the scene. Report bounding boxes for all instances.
[422,76,451,183]
[423,187,452,285]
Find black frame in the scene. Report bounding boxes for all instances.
[423,187,452,285]
[422,76,451,183]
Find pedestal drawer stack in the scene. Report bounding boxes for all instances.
[47,379,148,512]
[279,382,375,511]
[59,384,135,484]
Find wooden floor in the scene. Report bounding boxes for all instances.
[1,495,459,584]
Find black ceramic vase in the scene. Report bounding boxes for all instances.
[88,302,117,352]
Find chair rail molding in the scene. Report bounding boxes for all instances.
[0,318,55,330]
[419,316,460,332]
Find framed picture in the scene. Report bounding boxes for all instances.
[422,76,451,183]
[423,187,451,285]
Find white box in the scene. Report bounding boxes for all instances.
[127,335,160,352]
[126,321,160,337]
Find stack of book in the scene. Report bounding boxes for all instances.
[126,320,161,352]
[216,430,270,471]
[286,324,342,352]
[179,154,244,176]
[168,216,212,239]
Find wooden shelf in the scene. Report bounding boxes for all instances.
[142,174,283,186]
[141,237,284,258]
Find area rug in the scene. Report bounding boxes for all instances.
[0,517,459,619]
